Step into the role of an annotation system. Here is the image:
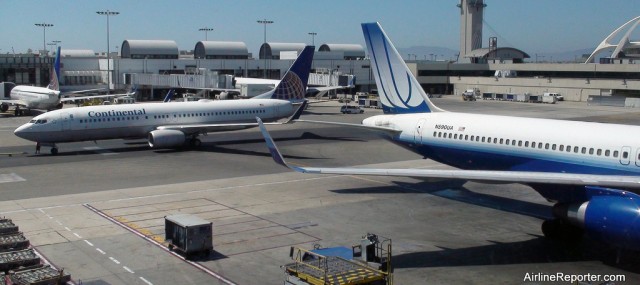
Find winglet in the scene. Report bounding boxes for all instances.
[257,117,290,169]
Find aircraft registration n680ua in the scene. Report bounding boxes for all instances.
[14,46,314,155]
[257,22,640,253]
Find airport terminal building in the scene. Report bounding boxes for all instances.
[2,0,640,102]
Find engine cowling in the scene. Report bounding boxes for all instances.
[554,191,640,250]
[148,130,185,148]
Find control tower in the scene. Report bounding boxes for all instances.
[457,0,486,63]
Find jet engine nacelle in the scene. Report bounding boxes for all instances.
[555,191,640,250]
[148,130,185,148]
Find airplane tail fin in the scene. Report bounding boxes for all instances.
[48,46,61,91]
[267,45,314,102]
[362,22,443,114]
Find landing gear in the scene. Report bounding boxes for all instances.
[50,147,58,155]
[0,104,8,112]
[541,219,584,242]
[13,106,30,116]
[189,138,202,147]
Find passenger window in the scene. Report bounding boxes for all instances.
[623,151,629,159]
[470,135,475,141]
[493,138,497,144]
[538,143,543,149]
[464,135,468,140]
[614,151,619,157]
[448,133,452,139]
[581,147,586,154]
[566,145,571,152]
[454,134,458,139]
[559,145,564,151]
[597,149,602,156]
[574,146,579,153]
[545,143,549,150]
[589,148,594,155]
[482,137,485,142]
[605,150,610,157]
[433,132,437,137]
[499,139,503,144]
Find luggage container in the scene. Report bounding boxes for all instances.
[8,264,71,285]
[0,249,40,273]
[0,232,30,252]
[164,214,213,259]
[0,219,18,235]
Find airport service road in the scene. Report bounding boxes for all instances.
[1,99,640,284]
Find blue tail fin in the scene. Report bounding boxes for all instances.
[163,89,175,102]
[48,46,61,91]
[362,23,443,114]
[268,46,314,102]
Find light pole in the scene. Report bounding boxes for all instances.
[308,32,317,46]
[199,27,214,41]
[34,23,53,56]
[96,10,119,95]
[257,19,273,79]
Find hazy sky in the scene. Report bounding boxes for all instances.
[2,0,639,56]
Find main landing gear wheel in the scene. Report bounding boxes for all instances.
[0,104,8,112]
[50,147,59,155]
[189,138,201,147]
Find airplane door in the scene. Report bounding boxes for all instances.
[620,146,631,165]
[414,118,426,145]
[635,148,640,167]
[60,112,70,131]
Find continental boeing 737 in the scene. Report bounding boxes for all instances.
[0,46,134,116]
[258,23,640,252]
[14,46,314,155]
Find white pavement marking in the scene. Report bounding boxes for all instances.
[84,240,94,247]
[0,173,26,184]
[73,232,82,238]
[83,146,118,155]
[96,248,106,254]
[64,227,71,231]
[109,257,121,264]
[123,266,135,274]
[139,277,153,285]
[55,220,62,225]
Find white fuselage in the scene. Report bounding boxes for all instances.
[363,111,640,175]
[9,85,61,110]
[14,99,293,143]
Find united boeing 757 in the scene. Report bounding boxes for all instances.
[258,23,640,252]
[1,47,133,116]
[14,46,314,155]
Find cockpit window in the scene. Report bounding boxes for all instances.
[32,119,48,124]
[29,119,36,123]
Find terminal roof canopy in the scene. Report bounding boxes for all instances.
[465,47,530,63]
[194,41,249,59]
[258,43,306,59]
[121,40,179,59]
[318,44,365,60]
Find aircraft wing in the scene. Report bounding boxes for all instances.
[0,99,27,107]
[257,118,640,189]
[157,101,307,134]
[60,92,135,102]
[295,119,402,137]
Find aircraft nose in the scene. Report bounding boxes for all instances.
[14,124,34,141]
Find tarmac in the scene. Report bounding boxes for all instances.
[1,97,639,284]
